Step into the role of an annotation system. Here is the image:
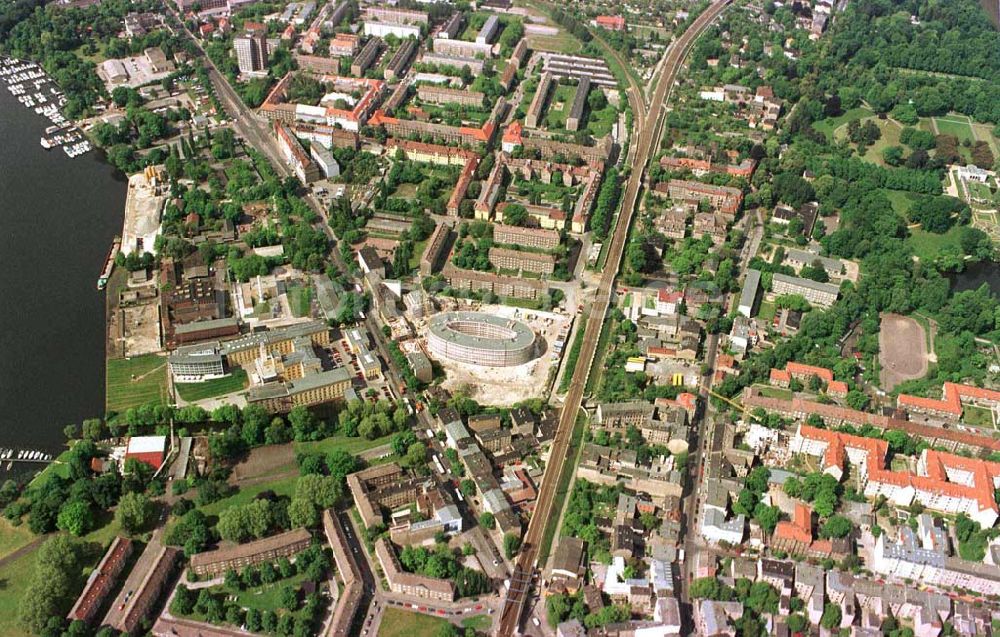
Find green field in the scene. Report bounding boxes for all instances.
[935,116,975,142]
[812,107,874,141]
[198,475,299,518]
[525,32,582,54]
[28,449,73,490]
[219,571,311,613]
[106,354,169,412]
[175,368,249,402]
[294,433,395,457]
[542,84,578,129]
[0,519,36,561]
[907,224,964,261]
[833,116,902,166]
[287,284,313,318]
[884,189,920,217]
[378,608,450,637]
[963,405,996,429]
[0,548,40,637]
[753,384,794,400]
[757,299,777,324]
[461,615,492,631]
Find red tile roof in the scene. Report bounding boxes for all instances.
[898,382,1000,417]
[773,503,813,545]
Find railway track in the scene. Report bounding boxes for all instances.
[495,2,733,634]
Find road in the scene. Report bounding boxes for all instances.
[679,209,764,616]
[496,2,733,635]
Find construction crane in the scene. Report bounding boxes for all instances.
[700,382,764,424]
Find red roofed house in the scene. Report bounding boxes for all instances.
[897,382,1000,420]
[771,503,814,555]
[769,362,848,398]
[790,424,1000,528]
[655,393,698,419]
[595,15,626,31]
[124,436,167,471]
[501,121,523,153]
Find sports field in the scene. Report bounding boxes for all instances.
[106,354,169,412]
[934,115,975,142]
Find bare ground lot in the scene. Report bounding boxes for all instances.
[228,444,296,484]
[879,313,929,391]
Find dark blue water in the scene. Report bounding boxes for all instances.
[0,85,126,458]
[949,260,1000,296]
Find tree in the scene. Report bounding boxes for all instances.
[546,594,570,628]
[57,500,93,537]
[504,533,522,559]
[460,479,477,497]
[821,515,853,538]
[280,585,299,611]
[217,499,274,543]
[18,535,82,633]
[846,390,869,411]
[171,584,196,616]
[753,503,781,534]
[820,603,842,629]
[116,491,152,534]
[479,512,495,529]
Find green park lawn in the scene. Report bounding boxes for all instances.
[753,384,794,400]
[0,519,36,561]
[812,107,873,141]
[378,608,450,637]
[198,475,299,518]
[963,405,996,429]
[0,548,40,637]
[542,84,578,129]
[935,115,975,142]
[209,571,311,613]
[294,433,395,457]
[757,300,777,324]
[106,354,169,412]
[525,31,582,54]
[884,189,919,217]
[287,284,313,318]
[906,225,964,261]
[175,369,249,403]
[461,615,492,631]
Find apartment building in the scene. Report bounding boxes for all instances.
[190,529,312,576]
[245,366,353,412]
[769,361,848,397]
[790,423,1000,527]
[566,77,590,132]
[68,537,134,624]
[384,39,418,81]
[351,37,382,76]
[658,179,743,215]
[493,223,560,250]
[234,28,268,74]
[770,273,840,308]
[525,72,553,128]
[347,463,424,528]
[420,222,452,276]
[375,539,456,601]
[417,84,485,107]
[433,37,494,58]
[488,246,556,274]
[441,263,545,300]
